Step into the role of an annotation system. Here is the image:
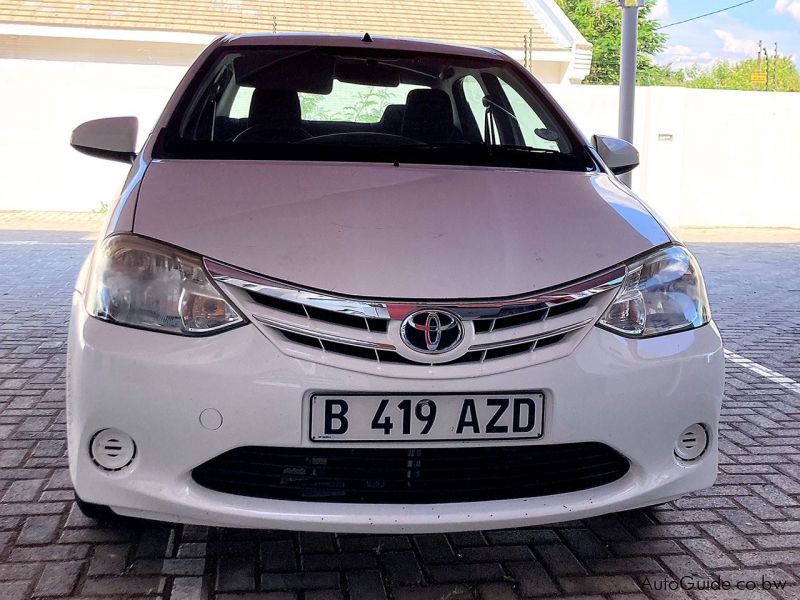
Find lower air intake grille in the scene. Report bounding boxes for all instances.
[192,443,629,504]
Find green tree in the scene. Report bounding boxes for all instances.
[678,57,800,92]
[299,93,332,121]
[341,88,394,122]
[556,0,668,85]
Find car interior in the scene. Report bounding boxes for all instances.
[214,88,463,145]
[180,47,565,153]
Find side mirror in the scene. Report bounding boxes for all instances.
[71,117,138,164]
[592,134,639,175]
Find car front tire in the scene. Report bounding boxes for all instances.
[75,496,124,523]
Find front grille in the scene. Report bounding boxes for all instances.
[192,443,629,504]
[247,291,389,333]
[207,259,625,370]
[252,290,586,338]
[277,328,569,364]
[474,305,550,333]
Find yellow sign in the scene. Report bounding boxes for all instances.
[751,72,767,84]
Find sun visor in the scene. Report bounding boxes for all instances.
[234,52,335,93]
[335,61,401,87]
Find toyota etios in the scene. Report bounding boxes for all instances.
[67,34,724,532]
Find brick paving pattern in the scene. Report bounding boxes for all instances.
[1,230,799,599]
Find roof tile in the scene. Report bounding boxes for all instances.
[0,0,564,50]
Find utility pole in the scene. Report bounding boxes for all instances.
[751,41,769,90]
[774,42,779,91]
[523,34,529,70]
[529,28,533,69]
[617,0,642,187]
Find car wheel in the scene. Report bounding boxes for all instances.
[75,496,125,523]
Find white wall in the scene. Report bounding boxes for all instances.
[0,58,185,212]
[0,54,570,214]
[548,84,800,229]
[1,55,799,228]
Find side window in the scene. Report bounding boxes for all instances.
[497,80,559,151]
[229,86,254,119]
[461,76,487,141]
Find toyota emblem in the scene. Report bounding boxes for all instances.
[400,309,464,354]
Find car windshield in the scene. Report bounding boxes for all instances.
[158,45,594,171]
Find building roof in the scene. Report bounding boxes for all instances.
[0,0,565,52]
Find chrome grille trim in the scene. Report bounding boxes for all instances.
[205,260,391,320]
[468,319,594,351]
[252,315,397,351]
[206,258,625,369]
[205,259,625,320]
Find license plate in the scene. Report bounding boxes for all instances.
[309,393,544,442]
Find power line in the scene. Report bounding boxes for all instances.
[655,0,756,30]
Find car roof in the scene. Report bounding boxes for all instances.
[220,33,505,60]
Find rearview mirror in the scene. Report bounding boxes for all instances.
[71,117,138,164]
[592,134,639,175]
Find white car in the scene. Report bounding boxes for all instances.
[67,34,724,533]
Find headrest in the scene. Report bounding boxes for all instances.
[248,89,302,128]
[401,89,454,143]
[379,104,406,135]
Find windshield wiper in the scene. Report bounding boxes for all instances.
[409,142,563,156]
[386,143,567,170]
[489,144,562,155]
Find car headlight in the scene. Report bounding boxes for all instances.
[597,245,710,338]
[85,234,245,335]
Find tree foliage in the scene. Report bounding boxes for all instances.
[555,0,667,85]
[672,58,800,92]
[556,0,800,91]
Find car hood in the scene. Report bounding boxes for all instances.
[134,160,669,299]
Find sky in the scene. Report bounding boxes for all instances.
[649,0,800,68]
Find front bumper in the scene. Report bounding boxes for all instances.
[67,295,724,533]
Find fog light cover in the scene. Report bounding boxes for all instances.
[90,429,136,471]
[674,423,708,461]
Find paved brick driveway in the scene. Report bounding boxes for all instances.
[1,230,799,600]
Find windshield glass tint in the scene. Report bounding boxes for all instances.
[161,45,592,171]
